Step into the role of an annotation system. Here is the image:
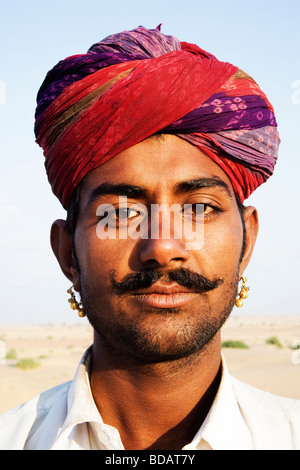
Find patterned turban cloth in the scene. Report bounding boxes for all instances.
[35,25,280,209]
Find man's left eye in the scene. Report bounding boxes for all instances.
[182,203,212,216]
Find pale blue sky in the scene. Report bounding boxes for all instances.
[0,0,299,324]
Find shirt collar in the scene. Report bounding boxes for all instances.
[56,347,252,450]
[56,346,124,449]
[184,356,253,450]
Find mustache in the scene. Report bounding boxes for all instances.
[110,267,223,294]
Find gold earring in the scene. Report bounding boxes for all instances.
[235,276,249,308]
[67,286,85,317]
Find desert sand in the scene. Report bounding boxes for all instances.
[0,315,300,414]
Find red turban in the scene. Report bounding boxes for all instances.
[35,26,280,209]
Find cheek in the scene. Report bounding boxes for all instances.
[75,227,134,285]
[195,218,243,273]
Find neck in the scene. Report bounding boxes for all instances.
[90,331,222,450]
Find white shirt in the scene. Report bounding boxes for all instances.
[0,346,300,450]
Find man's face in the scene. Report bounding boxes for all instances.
[73,135,251,363]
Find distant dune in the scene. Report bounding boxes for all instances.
[0,315,300,414]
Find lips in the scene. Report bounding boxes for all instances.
[130,282,199,308]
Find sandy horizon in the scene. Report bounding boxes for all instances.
[1,315,300,414]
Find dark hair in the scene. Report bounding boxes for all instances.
[66,184,81,236]
[235,194,246,262]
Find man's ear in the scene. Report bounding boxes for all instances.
[239,206,259,276]
[50,219,80,290]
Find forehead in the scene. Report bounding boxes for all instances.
[80,134,235,197]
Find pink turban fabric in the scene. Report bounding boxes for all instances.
[35,25,280,209]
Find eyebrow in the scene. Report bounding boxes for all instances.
[87,177,233,206]
[88,182,147,205]
[174,177,232,197]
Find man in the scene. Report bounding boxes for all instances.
[0,25,299,450]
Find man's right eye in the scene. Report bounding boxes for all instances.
[116,207,140,220]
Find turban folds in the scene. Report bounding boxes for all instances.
[35,26,280,209]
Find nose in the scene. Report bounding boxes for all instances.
[139,236,190,267]
[138,203,191,268]
[138,208,191,267]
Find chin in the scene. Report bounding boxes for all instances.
[87,307,229,365]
